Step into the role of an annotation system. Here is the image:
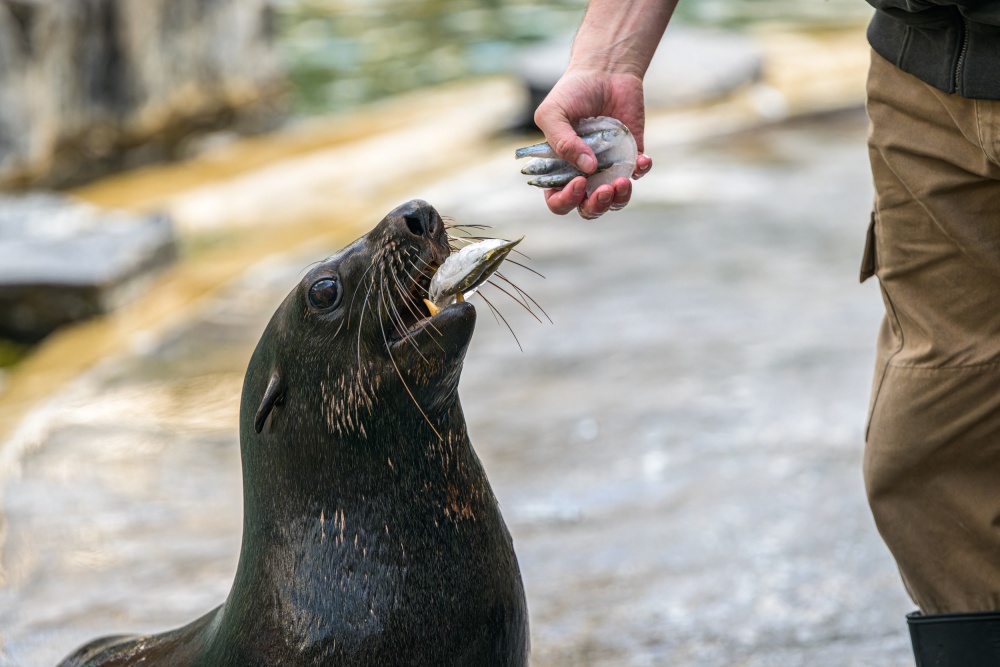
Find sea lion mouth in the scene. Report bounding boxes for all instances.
[392,300,470,346]
[388,235,524,348]
[385,262,477,352]
[386,235,523,347]
[386,262,440,345]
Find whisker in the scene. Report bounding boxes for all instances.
[444,235,531,261]
[378,288,443,441]
[502,258,544,278]
[407,256,436,281]
[392,262,426,314]
[378,270,407,336]
[484,279,543,325]
[381,274,430,362]
[298,258,324,278]
[394,280,426,324]
[402,260,445,341]
[348,259,379,329]
[384,264,428,335]
[478,292,523,352]
[482,294,502,326]
[443,220,492,230]
[493,271,552,323]
[357,271,376,369]
[395,259,434,317]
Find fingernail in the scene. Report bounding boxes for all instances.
[578,154,596,173]
[598,192,612,205]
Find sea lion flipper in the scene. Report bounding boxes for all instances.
[254,370,285,434]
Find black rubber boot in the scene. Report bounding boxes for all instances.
[908,610,1000,666]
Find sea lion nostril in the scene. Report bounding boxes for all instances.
[404,212,428,237]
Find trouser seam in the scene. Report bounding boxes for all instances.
[887,359,1000,371]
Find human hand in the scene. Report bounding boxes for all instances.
[533,68,653,219]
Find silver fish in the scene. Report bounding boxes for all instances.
[522,159,615,187]
[519,157,567,175]
[514,116,637,196]
[424,237,523,314]
[514,125,625,159]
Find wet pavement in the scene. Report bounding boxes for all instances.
[0,110,914,666]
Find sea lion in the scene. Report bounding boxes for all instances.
[57,200,530,667]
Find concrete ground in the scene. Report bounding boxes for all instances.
[0,23,917,667]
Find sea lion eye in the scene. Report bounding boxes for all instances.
[307,278,342,310]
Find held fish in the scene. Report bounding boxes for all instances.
[514,116,638,196]
[522,159,615,188]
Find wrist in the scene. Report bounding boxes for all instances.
[566,48,649,79]
[567,0,677,79]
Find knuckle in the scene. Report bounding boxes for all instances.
[552,135,580,161]
[532,106,548,127]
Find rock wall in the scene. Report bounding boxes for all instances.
[0,0,286,187]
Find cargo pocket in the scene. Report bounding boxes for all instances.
[862,209,904,442]
[860,211,877,283]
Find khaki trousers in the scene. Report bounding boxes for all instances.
[864,50,1000,614]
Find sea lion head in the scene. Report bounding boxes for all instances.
[241,199,476,452]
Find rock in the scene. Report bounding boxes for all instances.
[512,25,762,130]
[0,193,176,342]
[0,0,286,188]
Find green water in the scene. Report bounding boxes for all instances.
[675,0,872,26]
[276,0,871,115]
[0,339,28,369]
[276,0,588,114]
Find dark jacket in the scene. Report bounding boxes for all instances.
[867,0,1000,99]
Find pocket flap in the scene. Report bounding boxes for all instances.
[860,212,877,283]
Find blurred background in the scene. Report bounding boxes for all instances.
[0,1,913,665]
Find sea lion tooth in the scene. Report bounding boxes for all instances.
[423,298,441,316]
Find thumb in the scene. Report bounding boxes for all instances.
[533,106,597,175]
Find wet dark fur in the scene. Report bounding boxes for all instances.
[58,200,530,667]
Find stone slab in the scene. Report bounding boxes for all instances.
[0,193,175,341]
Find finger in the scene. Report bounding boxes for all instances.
[533,108,597,174]
[609,178,632,211]
[633,154,653,180]
[577,184,615,220]
[544,177,588,216]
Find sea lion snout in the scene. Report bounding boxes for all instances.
[394,198,441,239]
[383,199,449,264]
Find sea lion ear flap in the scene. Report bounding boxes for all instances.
[254,370,285,434]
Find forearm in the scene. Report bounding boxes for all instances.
[569,0,678,78]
